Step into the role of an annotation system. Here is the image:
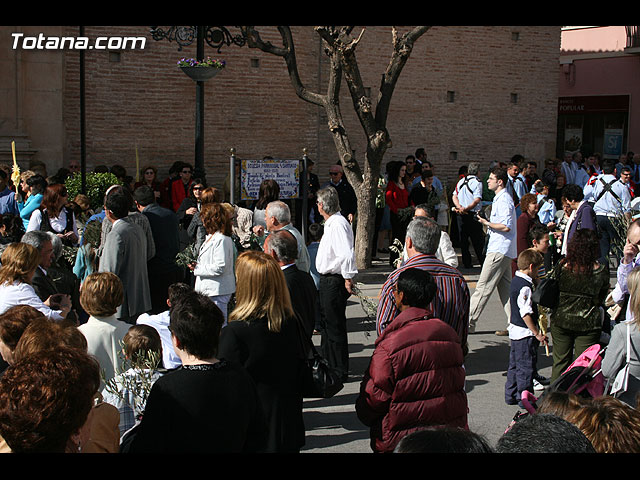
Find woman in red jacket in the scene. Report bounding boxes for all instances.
[356,268,468,453]
[385,161,410,266]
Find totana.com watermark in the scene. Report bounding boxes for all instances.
[11,32,146,50]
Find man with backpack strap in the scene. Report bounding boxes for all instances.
[583,159,631,263]
[506,161,527,217]
[452,162,485,269]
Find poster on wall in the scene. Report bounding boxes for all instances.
[241,159,300,201]
[603,128,624,159]
[564,128,583,156]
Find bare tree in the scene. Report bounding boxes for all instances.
[241,26,431,269]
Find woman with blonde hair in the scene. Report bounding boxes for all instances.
[218,250,305,453]
[191,202,235,324]
[0,242,70,320]
[602,265,640,407]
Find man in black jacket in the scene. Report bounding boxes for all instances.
[326,164,357,224]
[264,229,318,344]
[134,185,183,314]
[20,230,74,317]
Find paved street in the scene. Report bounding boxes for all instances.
[300,254,559,453]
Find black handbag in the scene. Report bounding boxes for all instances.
[531,261,562,309]
[293,314,344,399]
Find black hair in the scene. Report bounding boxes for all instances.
[528,223,550,247]
[396,268,437,309]
[491,167,509,187]
[534,180,550,194]
[561,183,584,203]
[602,159,616,175]
[27,174,48,195]
[169,292,224,360]
[167,283,195,306]
[169,161,185,174]
[308,223,324,243]
[394,427,494,453]
[389,161,406,183]
[496,414,596,453]
[105,189,133,219]
[133,185,156,207]
[110,164,127,179]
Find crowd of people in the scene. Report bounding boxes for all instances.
[368,147,640,453]
[0,146,639,454]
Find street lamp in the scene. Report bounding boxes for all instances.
[149,26,246,179]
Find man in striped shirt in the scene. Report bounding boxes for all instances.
[376,216,470,356]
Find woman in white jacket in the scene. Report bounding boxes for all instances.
[191,202,236,325]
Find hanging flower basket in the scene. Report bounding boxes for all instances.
[177,57,225,82]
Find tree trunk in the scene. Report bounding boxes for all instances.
[241,26,430,270]
[354,158,379,270]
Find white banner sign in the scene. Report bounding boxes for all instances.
[241,159,300,200]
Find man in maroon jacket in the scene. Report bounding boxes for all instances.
[356,268,468,453]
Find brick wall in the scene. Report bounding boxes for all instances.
[59,25,560,193]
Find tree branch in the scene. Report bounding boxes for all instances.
[242,26,325,107]
[376,26,431,126]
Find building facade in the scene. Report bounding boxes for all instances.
[2,26,561,194]
[558,26,639,160]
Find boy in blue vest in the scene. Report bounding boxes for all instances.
[505,248,548,407]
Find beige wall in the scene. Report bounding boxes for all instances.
[3,26,561,190]
[1,26,65,173]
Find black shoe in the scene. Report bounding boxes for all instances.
[534,374,550,386]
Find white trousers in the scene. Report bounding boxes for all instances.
[469,251,512,329]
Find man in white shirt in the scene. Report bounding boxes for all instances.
[136,282,194,370]
[399,205,458,267]
[583,159,630,262]
[469,167,517,335]
[315,186,357,381]
[573,153,591,189]
[452,162,485,269]
[560,152,576,185]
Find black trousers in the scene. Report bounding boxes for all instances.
[389,211,407,266]
[596,215,621,263]
[148,267,184,315]
[459,213,486,268]
[318,273,351,379]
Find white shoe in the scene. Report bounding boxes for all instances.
[533,379,545,391]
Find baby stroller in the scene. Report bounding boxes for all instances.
[506,344,607,429]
